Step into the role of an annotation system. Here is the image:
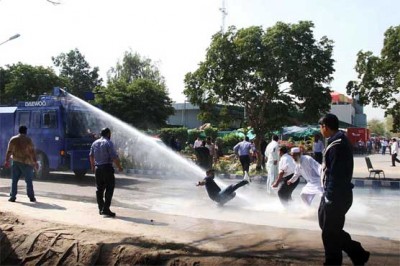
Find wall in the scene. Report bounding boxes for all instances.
[330,103,355,125]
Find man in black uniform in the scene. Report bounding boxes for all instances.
[196,169,248,206]
[318,114,369,265]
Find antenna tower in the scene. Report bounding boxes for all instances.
[219,0,228,33]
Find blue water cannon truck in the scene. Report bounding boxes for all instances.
[0,87,98,178]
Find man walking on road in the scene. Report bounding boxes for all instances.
[318,114,369,265]
[390,137,400,167]
[233,136,254,181]
[89,128,123,217]
[5,126,38,202]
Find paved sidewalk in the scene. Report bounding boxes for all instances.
[353,153,399,179]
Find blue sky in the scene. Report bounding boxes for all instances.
[1,0,399,120]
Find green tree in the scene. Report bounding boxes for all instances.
[184,21,334,165]
[347,25,400,132]
[52,48,102,99]
[107,50,164,85]
[367,119,386,136]
[0,63,62,105]
[95,51,174,130]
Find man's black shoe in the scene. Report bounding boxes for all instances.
[8,197,16,202]
[102,210,116,217]
[99,210,103,215]
[352,251,370,266]
[30,197,36,202]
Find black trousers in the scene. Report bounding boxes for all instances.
[217,180,248,205]
[239,155,251,173]
[318,191,367,265]
[314,152,323,164]
[391,153,400,166]
[95,165,115,212]
[277,174,299,205]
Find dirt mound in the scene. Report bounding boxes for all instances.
[0,211,306,265]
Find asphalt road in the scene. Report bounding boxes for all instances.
[1,170,399,241]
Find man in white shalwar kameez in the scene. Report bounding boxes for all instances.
[287,147,323,206]
[265,135,279,193]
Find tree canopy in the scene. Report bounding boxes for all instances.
[368,119,386,137]
[347,25,400,132]
[0,63,63,105]
[107,50,165,85]
[52,48,102,99]
[95,51,174,130]
[184,21,334,152]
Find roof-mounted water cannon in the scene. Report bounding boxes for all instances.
[53,87,68,97]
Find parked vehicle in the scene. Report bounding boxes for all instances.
[0,88,97,178]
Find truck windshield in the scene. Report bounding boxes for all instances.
[65,111,99,138]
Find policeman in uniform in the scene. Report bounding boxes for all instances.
[89,128,123,217]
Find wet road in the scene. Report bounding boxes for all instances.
[1,171,399,241]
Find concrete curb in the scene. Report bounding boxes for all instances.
[126,169,399,189]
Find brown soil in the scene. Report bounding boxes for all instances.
[0,211,307,265]
[1,211,399,265]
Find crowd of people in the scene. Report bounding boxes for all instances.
[355,137,399,156]
[196,113,371,265]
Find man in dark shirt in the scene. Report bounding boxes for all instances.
[196,169,248,206]
[194,140,211,170]
[318,114,369,265]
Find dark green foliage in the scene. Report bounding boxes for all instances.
[52,48,102,99]
[204,127,218,140]
[184,21,334,161]
[95,51,174,130]
[188,129,203,144]
[221,133,242,153]
[159,127,189,147]
[0,63,64,105]
[347,25,400,132]
[95,79,174,130]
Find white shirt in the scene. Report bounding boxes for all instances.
[279,153,296,178]
[233,140,254,156]
[289,155,322,186]
[391,141,399,155]
[382,140,388,147]
[313,140,324,153]
[265,140,279,163]
[193,139,202,148]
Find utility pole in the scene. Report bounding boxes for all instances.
[219,0,228,33]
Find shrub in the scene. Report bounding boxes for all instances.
[159,127,189,148]
[188,129,202,144]
[221,133,242,154]
[204,127,218,140]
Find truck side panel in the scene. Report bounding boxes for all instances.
[0,107,16,164]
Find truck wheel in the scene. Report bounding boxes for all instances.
[73,170,87,178]
[36,152,49,179]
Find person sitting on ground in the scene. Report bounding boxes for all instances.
[196,169,249,206]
